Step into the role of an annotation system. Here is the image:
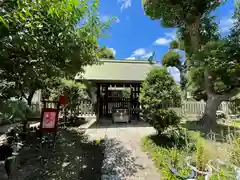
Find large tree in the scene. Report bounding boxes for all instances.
[0,0,109,105]
[142,0,221,52]
[142,0,240,129]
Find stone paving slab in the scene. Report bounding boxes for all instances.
[85,122,160,180]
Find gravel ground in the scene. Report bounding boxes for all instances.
[86,123,160,180]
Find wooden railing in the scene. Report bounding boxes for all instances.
[76,101,95,117]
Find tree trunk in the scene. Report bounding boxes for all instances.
[201,96,222,131]
[27,90,35,106]
[186,17,201,52]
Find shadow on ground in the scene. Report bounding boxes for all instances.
[13,128,104,180]
[181,120,240,142]
[89,120,151,129]
[101,138,144,180]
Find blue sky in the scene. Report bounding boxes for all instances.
[97,0,236,82]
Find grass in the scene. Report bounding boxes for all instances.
[142,134,193,179]
[141,125,240,180]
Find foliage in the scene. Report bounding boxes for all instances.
[142,0,232,127]
[229,134,240,166]
[229,96,240,115]
[143,126,240,180]
[170,39,185,51]
[186,15,237,102]
[142,0,221,29]
[120,88,131,99]
[98,46,115,59]
[50,79,89,120]
[169,40,179,50]
[162,51,181,68]
[0,81,16,101]
[140,67,182,133]
[0,100,34,124]
[0,0,109,101]
[141,131,196,180]
[196,139,206,171]
[190,40,240,97]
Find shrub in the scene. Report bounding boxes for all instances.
[0,100,33,124]
[141,136,192,180]
[50,79,90,121]
[139,67,182,134]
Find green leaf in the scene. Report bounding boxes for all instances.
[0,16,9,29]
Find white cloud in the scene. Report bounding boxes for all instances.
[167,67,180,83]
[153,30,176,46]
[109,48,116,56]
[118,0,131,11]
[126,49,154,60]
[219,17,236,33]
[154,38,171,45]
[164,31,176,39]
[126,56,136,60]
[132,48,146,56]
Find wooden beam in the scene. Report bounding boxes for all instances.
[96,83,100,122]
[106,84,109,117]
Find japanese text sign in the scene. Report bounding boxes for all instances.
[40,108,58,132]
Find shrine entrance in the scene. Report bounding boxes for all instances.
[98,83,141,121]
[75,59,158,123]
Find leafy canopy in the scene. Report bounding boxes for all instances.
[142,0,221,27]
[189,38,240,98]
[0,0,109,100]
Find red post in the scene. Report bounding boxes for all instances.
[59,95,68,105]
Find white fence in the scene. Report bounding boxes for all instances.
[41,100,96,118]
[1,100,239,125]
[45,101,238,118]
[179,101,239,119]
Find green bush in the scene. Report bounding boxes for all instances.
[139,67,182,134]
[50,79,90,120]
[0,100,33,124]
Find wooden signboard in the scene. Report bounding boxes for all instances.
[40,108,59,132]
[39,101,60,149]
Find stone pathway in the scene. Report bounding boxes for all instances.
[85,122,160,180]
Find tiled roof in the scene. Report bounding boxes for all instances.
[75,59,159,82]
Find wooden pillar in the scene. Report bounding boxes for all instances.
[96,83,100,122]
[106,84,109,117]
[130,85,133,119]
[137,83,141,121]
